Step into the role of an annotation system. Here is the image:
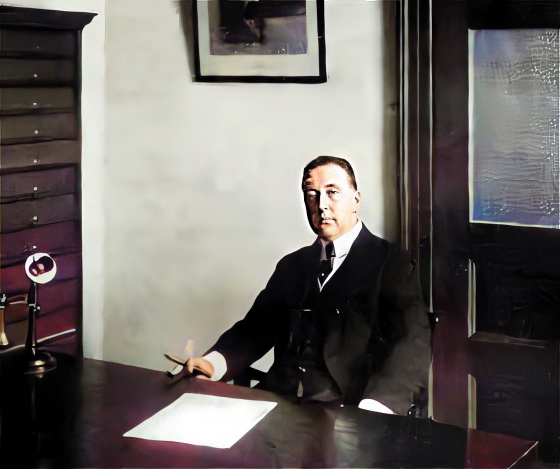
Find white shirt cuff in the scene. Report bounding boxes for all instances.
[202,351,227,381]
[358,399,395,414]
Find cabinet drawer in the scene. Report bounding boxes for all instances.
[4,278,79,338]
[37,278,80,338]
[37,305,79,342]
[3,294,27,325]
[1,221,80,267]
[0,87,74,113]
[0,58,75,86]
[0,140,80,169]
[0,28,76,57]
[0,193,79,233]
[0,113,77,144]
[0,252,81,297]
[1,166,77,202]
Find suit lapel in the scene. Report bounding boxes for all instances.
[297,225,386,308]
[299,241,322,308]
[319,226,377,304]
[319,226,390,399]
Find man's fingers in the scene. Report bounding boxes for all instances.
[187,357,214,378]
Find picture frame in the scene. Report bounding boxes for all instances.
[192,0,326,83]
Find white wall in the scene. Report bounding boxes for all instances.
[103,0,399,371]
[2,0,106,360]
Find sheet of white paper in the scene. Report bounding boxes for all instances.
[123,393,277,449]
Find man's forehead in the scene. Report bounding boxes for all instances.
[303,166,352,189]
[303,180,342,189]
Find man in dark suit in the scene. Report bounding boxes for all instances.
[188,156,431,415]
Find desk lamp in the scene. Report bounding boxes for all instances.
[23,253,57,375]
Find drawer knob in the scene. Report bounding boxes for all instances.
[32,216,38,222]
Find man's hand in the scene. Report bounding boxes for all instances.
[164,339,215,380]
[186,357,214,379]
[165,344,225,381]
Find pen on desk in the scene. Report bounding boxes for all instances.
[166,363,184,378]
[165,339,193,378]
[165,354,185,378]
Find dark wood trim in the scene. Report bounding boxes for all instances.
[399,0,433,307]
[0,6,96,30]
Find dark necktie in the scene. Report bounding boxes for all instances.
[318,242,335,286]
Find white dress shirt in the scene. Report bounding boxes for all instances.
[204,220,395,414]
[318,219,362,290]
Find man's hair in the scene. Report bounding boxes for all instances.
[301,156,358,190]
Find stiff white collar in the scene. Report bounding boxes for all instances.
[319,220,363,261]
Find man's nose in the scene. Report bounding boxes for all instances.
[317,192,328,212]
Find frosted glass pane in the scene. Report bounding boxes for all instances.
[469,29,560,228]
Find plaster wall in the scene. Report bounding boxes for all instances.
[103,0,399,371]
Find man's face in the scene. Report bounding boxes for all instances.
[303,164,361,241]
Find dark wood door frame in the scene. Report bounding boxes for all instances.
[400,1,560,461]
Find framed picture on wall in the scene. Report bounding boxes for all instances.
[192,0,326,83]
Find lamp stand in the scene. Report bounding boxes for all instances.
[24,282,56,375]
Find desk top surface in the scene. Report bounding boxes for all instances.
[0,350,537,468]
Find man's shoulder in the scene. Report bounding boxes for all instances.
[354,224,396,254]
[278,242,318,265]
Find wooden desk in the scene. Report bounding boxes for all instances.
[0,349,537,468]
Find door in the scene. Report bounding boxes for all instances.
[402,0,560,462]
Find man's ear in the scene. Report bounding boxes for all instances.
[354,190,361,208]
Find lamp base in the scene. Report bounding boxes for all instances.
[23,351,57,376]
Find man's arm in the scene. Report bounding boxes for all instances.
[203,257,290,382]
[362,250,432,416]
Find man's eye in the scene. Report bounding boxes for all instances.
[327,190,339,195]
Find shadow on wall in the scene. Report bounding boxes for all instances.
[176,0,197,79]
[379,2,399,245]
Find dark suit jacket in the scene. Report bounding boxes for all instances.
[207,225,432,415]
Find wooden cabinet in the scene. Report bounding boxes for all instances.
[0,6,96,354]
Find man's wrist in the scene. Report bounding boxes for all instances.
[202,351,227,381]
[358,399,395,414]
